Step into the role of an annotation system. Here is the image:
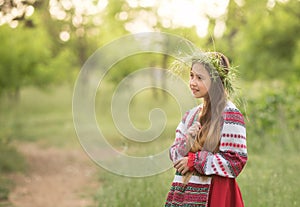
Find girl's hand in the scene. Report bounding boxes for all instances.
[174,157,189,175]
[187,121,200,139]
[185,122,200,151]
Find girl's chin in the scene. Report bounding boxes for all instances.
[192,93,203,98]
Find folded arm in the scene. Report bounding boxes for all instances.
[189,110,248,178]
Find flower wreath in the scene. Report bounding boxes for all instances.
[170,51,239,98]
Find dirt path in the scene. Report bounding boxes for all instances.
[7,143,100,207]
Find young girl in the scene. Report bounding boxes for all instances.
[165,52,247,207]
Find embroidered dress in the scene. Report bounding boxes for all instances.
[165,101,247,207]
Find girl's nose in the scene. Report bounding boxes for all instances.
[190,78,196,85]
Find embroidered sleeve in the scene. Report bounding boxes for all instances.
[169,111,189,163]
[193,109,248,178]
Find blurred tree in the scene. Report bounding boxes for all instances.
[1,0,299,90]
[238,0,299,79]
[0,24,51,99]
[0,0,35,23]
[0,13,76,100]
[214,0,300,80]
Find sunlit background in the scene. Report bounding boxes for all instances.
[0,0,293,42]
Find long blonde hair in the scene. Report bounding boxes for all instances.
[183,52,230,184]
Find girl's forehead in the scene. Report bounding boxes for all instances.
[191,63,209,75]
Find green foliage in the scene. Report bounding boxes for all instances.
[292,38,300,77]
[107,53,168,85]
[0,15,77,98]
[0,25,51,96]
[244,80,300,153]
[232,0,300,80]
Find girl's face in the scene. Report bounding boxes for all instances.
[189,63,211,99]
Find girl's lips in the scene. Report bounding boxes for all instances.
[191,89,199,94]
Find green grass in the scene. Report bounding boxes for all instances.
[0,85,79,148]
[95,151,300,207]
[0,143,26,202]
[94,169,173,207]
[239,152,300,207]
[0,176,13,202]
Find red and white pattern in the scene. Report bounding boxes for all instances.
[166,101,247,206]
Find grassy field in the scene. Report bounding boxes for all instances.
[94,151,300,207]
[0,85,77,147]
[0,81,299,206]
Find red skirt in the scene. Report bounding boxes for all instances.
[208,176,244,207]
[165,175,244,207]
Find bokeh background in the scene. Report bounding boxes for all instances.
[0,0,299,206]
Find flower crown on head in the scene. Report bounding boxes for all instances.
[170,50,238,97]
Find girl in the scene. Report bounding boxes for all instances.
[165,52,247,207]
